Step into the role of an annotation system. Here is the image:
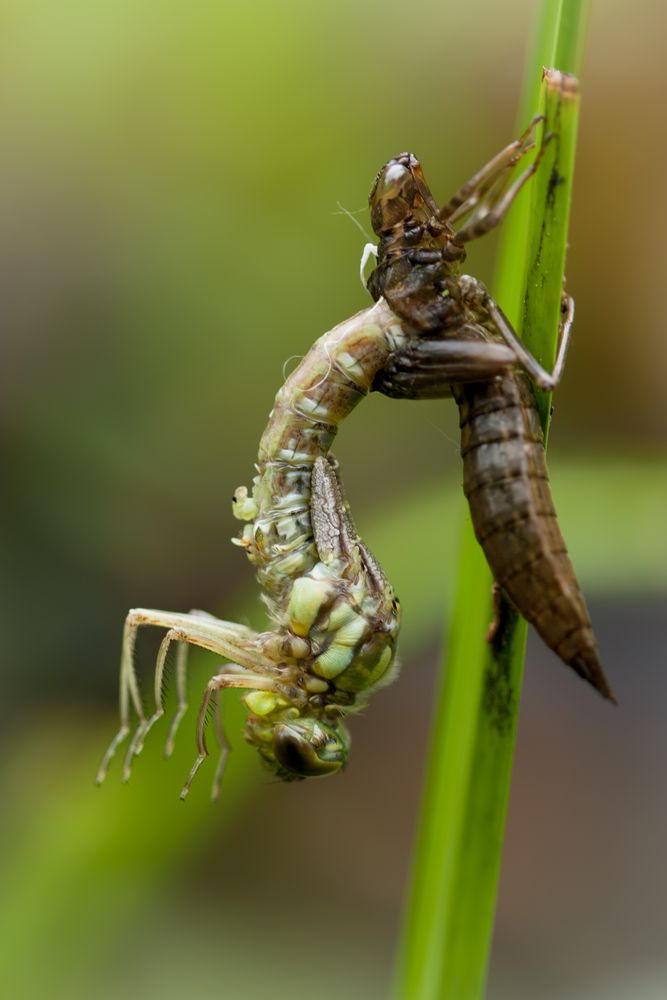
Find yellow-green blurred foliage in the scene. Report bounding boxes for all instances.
[1,2,666,998]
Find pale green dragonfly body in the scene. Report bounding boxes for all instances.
[96,302,410,795]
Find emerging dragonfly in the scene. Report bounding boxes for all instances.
[96,300,413,796]
[96,116,612,799]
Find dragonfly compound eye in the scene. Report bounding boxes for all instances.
[272,719,349,778]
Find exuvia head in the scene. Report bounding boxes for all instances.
[369,153,438,237]
[271,717,350,780]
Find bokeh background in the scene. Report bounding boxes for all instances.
[1,2,666,997]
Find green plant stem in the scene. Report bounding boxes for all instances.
[394,2,590,998]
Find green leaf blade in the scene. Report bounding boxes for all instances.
[394,3,591,997]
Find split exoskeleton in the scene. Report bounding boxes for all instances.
[96,116,613,800]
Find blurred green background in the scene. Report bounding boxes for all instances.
[1,2,666,998]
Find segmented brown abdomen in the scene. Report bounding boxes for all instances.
[453,372,613,700]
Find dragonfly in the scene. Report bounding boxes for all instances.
[96,300,413,797]
[96,117,613,800]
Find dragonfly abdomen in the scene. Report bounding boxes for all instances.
[234,304,407,604]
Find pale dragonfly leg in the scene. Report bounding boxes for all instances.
[180,668,277,801]
[165,639,188,758]
[133,608,222,762]
[210,690,230,802]
[123,627,180,769]
[95,609,276,786]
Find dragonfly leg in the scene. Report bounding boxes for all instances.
[439,115,543,224]
[130,606,223,762]
[210,690,230,801]
[485,289,574,391]
[120,627,175,780]
[96,608,277,785]
[374,333,516,399]
[164,639,189,758]
[95,613,146,786]
[163,607,225,757]
[124,628,177,756]
[454,131,553,243]
[124,626,192,777]
[180,669,278,800]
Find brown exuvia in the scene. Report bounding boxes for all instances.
[368,120,615,702]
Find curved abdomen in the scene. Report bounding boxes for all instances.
[453,373,614,701]
[234,302,407,607]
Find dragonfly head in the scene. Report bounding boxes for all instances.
[369,152,438,236]
[271,717,350,780]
